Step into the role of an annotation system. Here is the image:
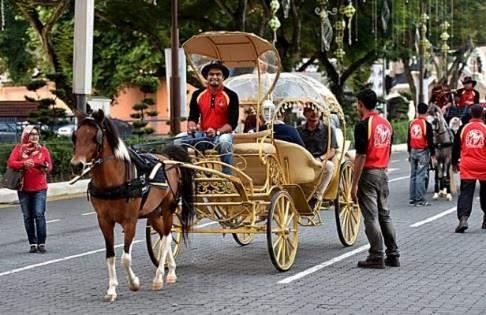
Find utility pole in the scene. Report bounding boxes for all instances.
[170,0,181,135]
[418,3,424,105]
[73,0,94,114]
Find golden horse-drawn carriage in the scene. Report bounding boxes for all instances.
[146,31,361,271]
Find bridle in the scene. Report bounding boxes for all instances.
[70,118,117,183]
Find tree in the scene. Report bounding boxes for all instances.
[130,77,159,136]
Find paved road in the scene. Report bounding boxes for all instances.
[1,152,485,314]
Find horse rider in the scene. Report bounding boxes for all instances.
[297,103,338,209]
[408,102,436,206]
[352,88,399,269]
[452,104,486,233]
[430,85,452,117]
[174,61,239,175]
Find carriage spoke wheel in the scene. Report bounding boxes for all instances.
[232,233,255,246]
[266,190,299,272]
[146,213,182,267]
[334,160,361,247]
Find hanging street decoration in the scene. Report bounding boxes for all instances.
[340,1,356,45]
[315,0,336,51]
[268,0,281,44]
[440,20,450,74]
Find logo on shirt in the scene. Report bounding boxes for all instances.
[465,129,484,148]
[411,124,423,139]
[374,124,392,148]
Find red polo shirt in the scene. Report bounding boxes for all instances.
[458,119,486,180]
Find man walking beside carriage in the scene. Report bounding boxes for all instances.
[174,61,239,175]
[351,88,400,269]
[407,102,436,206]
[452,104,486,233]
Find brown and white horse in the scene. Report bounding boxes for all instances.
[70,110,194,302]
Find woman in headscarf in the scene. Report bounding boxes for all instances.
[7,125,52,253]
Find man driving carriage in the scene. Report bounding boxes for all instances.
[297,103,338,209]
[174,61,239,175]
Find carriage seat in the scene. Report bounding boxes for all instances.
[232,130,276,186]
[274,140,323,184]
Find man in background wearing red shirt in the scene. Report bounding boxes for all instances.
[452,104,486,233]
[352,89,399,269]
[456,76,480,108]
[407,103,436,206]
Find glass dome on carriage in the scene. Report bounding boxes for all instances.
[225,72,345,131]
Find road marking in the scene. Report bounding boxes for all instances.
[388,168,399,173]
[278,205,456,284]
[46,219,60,223]
[390,160,399,163]
[82,212,96,216]
[278,245,370,284]
[409,207,457,227]
[0,240,143,278]
[195,221,218,228]
[389,176,409,183]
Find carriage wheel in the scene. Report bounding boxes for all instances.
[232,233,255,246]
[146,213,182,267]
[266,190,299,272]
[334,160,361,247]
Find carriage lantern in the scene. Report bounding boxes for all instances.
[262,99,276,123]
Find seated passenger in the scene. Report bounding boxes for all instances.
[297,104,338,208]
[174,61,239,175]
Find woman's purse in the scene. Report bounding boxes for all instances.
[3,167,24,190]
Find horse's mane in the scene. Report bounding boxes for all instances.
[79,112,131,162]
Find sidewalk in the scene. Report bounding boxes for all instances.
[0,144,408,205]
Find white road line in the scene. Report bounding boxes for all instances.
[390,160,400,163]
[195,221,218,228]
[278,245,370,284]
[388,168,399,173]
[409,207,457,228]
[0,240,143,278]
[46,219,60,223]
[81,212,96,216]
[278,205,457,284]
[389,176,409,183]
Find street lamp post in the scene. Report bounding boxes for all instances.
[170,0,181,135]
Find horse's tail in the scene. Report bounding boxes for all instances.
[162,144,195,241]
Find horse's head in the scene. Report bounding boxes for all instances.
[70,110,106,175]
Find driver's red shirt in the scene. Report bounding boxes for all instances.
[188,86,239,131]
[458,119,486,180]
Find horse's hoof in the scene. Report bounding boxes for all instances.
[432,193,439,200]
[103,294,117,303]
[166,275,177,284]
[129,277,140,292]
[446,194,453,201]
[152,281,163,291]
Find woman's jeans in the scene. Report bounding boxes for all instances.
[17,190,47,245]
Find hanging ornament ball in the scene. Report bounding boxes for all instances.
[335,48,346,60]
[270,0,280,14]
[441,43,450,53]
[335,19,346,31]
[268,16,281,31]
[342,3,356,19]
[441,21,450,31]
[440,32,450,42]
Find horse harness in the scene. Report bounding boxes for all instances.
[74,117,180,206]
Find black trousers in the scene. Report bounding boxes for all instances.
[457,180,486,219]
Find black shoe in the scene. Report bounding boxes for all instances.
[455,216,469,233]
[385,255,400,267]
[415,201,431,207]
[38,245,46,253]
[29,245,37,253]
[357,257,385,269]
[408,200,416,206]
[482,215,486,230]
[308,198,320,210]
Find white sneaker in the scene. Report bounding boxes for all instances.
[432,193,439,200]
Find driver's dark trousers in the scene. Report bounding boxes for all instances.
[358,169,399,259]
[457,180,486,219]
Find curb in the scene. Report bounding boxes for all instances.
[0,179,89,205]
[0,143,408,205]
